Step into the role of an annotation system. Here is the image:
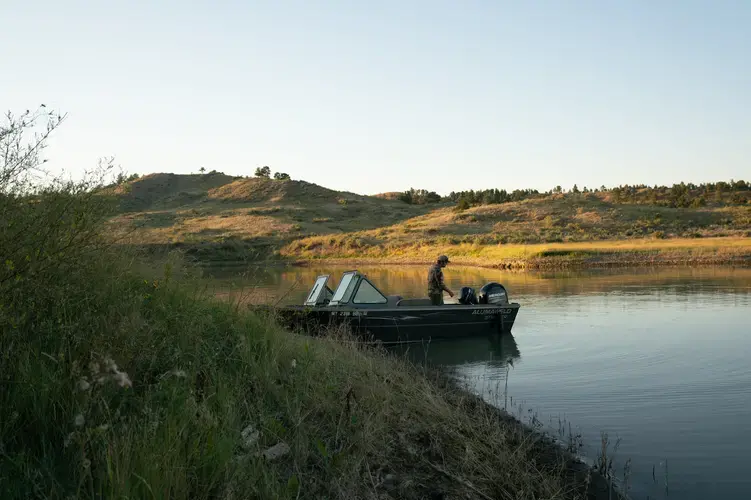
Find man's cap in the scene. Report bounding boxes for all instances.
[438,255,449,263]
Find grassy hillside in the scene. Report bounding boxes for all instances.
[106,173,435,260]
[105,172,751,267]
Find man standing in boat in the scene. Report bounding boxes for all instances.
[428,255,454,305]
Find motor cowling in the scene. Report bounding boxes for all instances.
[478,282,509,305]
[458,286,478,305]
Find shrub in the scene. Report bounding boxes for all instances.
[455,199,470,211]
[1,106,117,293]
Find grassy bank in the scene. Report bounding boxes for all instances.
[2,248,627,499]
[283,236,751,270]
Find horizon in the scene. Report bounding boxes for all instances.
[3,1,749,196]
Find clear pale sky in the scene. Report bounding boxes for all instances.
[2,1,749,195]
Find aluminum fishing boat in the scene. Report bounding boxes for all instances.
[272,270,520,343]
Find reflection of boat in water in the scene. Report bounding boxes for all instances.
[265,270,521,342]
[391,333,521,369]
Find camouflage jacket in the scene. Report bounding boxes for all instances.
[427,264,445,295]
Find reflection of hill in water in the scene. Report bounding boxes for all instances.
[206,264,751,305]
[391,333,521,370]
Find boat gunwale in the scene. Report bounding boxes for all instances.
[275,302,521,312]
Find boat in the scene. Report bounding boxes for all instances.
[269,270,520,343]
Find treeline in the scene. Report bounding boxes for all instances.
[610,180,749,208]
[395,187,541,205]
[395,180,750,208]
[396,188,441,205]
[446,188,543,204]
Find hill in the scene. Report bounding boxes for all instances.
[106,173,751,267]
[111,171,241,211]
[106,173,434,259]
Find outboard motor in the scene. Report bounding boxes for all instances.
[477,282,509,305]
[458,286,478,305]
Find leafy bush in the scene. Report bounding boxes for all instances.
[1,106,117,293]
[454,199,470,211]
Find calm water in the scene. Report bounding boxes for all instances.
[207,265,751,499]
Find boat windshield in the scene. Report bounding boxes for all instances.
[352,278,387,304]
[304,275,330,306]
[330,272,358,304]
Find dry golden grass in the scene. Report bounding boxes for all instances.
[106,173,751,268]
[282,236,751,269]
[108,210,294,245]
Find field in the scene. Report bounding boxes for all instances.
[105,173,751,268]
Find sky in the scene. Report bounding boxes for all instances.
[2,0,749,195]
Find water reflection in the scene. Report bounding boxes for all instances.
[390,333,521,370]
[204,264,751,306]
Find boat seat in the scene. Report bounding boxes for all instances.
[396,298,433,307]
[386,295,403,307]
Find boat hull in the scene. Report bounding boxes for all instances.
[268,303,520,343]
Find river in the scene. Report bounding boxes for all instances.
[205,264,751,499]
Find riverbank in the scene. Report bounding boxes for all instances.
[283,237,751,270]
[1,247,627,499]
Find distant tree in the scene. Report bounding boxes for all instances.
[422,190,441,203]
[572,184,580,194]
[115,171,139,185]
[553,186,563,194]
[254,166,271,178]
[199,167,206,174]
[273,172,291,180]
[455,198,470,211]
